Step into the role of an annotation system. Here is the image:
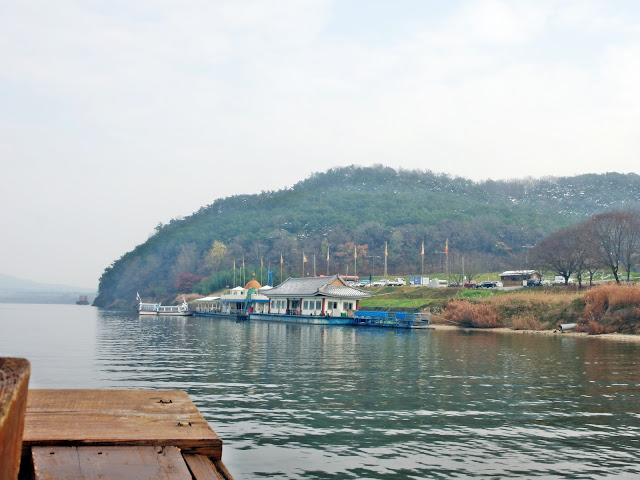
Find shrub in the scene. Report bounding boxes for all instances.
[443,300,501,328]
[586,320,616,335]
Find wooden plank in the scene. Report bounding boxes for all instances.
[0,357,31,480]
[24,390,222,458]
[213,460,235,480]
[32,446,192,480]
[183,454,225,480]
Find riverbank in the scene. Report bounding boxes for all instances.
[361,283,640,336]
[430,323,640,342]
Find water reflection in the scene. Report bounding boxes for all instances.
[0,304,638,479]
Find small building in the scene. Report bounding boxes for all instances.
[262,274,371,318]
[192,276,270,316]
[499,270,541,286]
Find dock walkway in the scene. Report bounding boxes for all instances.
[1,358,233,479]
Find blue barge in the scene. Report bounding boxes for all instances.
[248,311,431,329]
[353,311,431,329]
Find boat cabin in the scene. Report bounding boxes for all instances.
[192,277,270,316]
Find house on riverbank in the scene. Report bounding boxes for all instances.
[254,275,371,323]
[192,276,270,316]
[500,270,541,286]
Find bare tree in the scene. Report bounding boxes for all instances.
[620,210,640,282]
[589,211,637,284]
[531,228,579,285]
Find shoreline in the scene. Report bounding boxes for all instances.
[430,323,640,343]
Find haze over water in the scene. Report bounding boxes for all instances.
[1,303,639,479]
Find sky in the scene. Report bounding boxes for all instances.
[2,0,640,289]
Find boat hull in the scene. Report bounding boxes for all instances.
[139,310,193,316]
[249,313,356,326]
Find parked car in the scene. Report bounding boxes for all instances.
[371,279,389,287]
[526,279,543,287]
[476,281,500,289]
[463,281,477,288]
[387,278,406,286]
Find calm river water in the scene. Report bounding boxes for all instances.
[1,303,639,479]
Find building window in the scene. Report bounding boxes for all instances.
[316,300,321,310]
[303,301,308,309]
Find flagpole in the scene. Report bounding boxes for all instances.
[313,254,316,276]
[421,240,425,276]
[302,251,305,277]
[327,246,330,276]
[354,245,357,278]
[280,253,283,284]
[384,242,388,278]
[445,238,449,279]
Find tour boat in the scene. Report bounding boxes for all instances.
[137,294,193,316]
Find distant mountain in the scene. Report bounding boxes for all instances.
[94,166,640,307]
[0,273,95,304]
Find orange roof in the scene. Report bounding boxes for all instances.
[245,279,261,289]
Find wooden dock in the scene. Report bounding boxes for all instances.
[1,358,234,479]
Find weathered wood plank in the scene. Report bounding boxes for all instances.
[0,357,31,480]
[32,446,193,480]
[213,460,235,480]
[24,390,222,458]
[183,454,225,480]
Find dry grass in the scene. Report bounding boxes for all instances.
[476,290,582,330]
[580,285,640,334]
[511,314,545,331]
[442,300,501,328]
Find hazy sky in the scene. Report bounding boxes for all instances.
[2,0,640,288]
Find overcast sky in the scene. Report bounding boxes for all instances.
[2,0,640,289]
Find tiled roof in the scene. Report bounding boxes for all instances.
[319,285,371,298]
[264,275,371,299]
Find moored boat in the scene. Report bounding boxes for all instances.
[75,295,90,305]
[137,293,193,316]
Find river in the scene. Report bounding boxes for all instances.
[1,303,639,479]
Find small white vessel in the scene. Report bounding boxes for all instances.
[137,293,193,316]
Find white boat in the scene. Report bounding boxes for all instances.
[137,294,193,316]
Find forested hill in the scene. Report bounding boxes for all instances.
[94,166,640,307]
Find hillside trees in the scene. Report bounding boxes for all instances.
[93,167,640,307]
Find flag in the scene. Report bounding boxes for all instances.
[233,259,236,270]
[326,246,330,262]
[242,257,245,268]
[385,241,388,257]
[261,256,264,268]
[445,238,449,254]
[421,241,424,257]
[280,254,283,265]
[303,252,308,263]
[136,292,141,301]
[354,245,357,259]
